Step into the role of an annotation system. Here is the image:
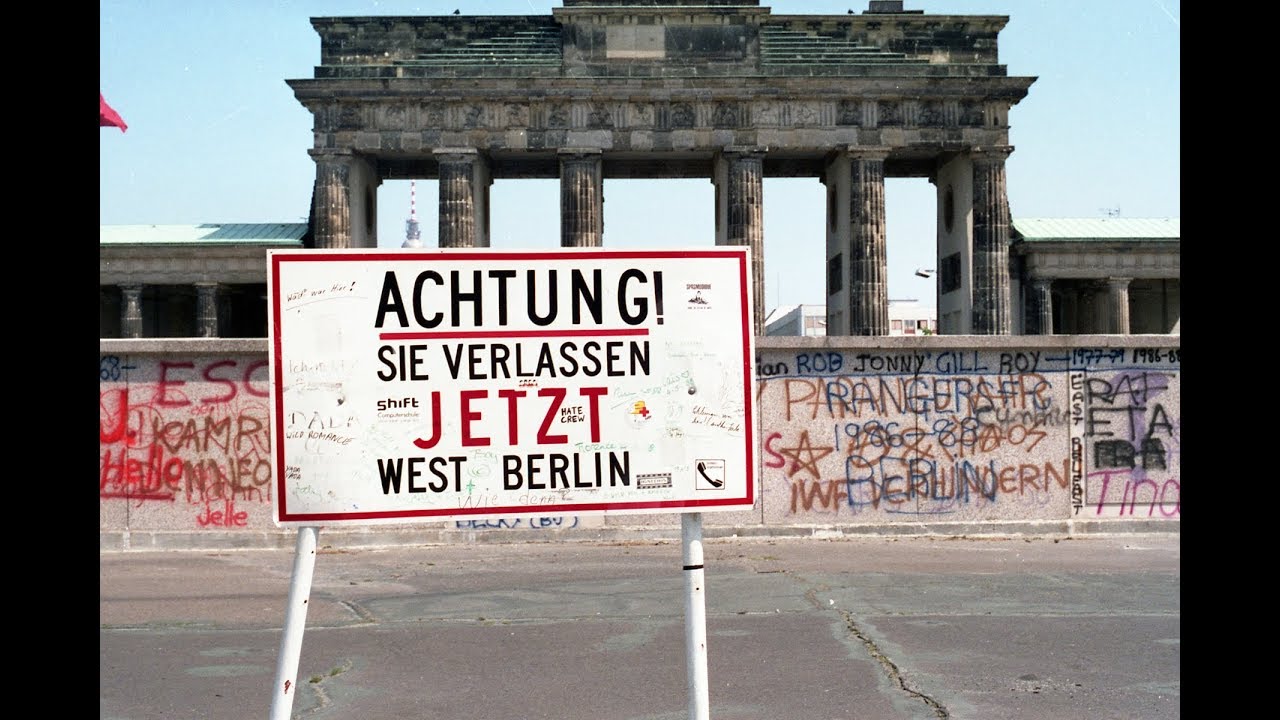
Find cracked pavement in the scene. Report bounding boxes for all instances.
[101,533,1179,720]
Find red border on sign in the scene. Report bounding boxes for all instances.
[270,249,756,524]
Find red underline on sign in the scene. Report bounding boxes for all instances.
[379,328,651,341]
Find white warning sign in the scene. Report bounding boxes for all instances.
[268,247,756,526]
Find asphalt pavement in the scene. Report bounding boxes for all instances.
[100,532,1179,720]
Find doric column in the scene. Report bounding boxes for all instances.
[559,149,603,247]
[1059,288,1079,334]
[309,150,352,249]
[1029,277,1054,335]
[1088,283,1108,333]
[1107,277,1131,334]
[120,284,143,339]
[437,147,481,248]
[847,148,890,336]
[718,148,765,335]
[971,146,1014,334]
[195,283,219,338]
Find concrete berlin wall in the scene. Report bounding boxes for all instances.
[100,336,1179,550]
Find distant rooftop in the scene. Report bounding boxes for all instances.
[100,223,308,246]
[1011,218,1179,242]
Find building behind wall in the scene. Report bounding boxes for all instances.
[99,224,306,339]
[761,217,1180,338]
[766,299,936,337]
[98,217,1179,339]
[1009,217,1179,335]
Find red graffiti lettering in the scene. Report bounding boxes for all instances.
[763,432,785,468]
[195,497,249,527]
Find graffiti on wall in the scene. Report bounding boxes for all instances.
[99,355,273,527]
[100,344,1178,534]
[454,516,581,530]
[1069,348,1180,518]
[757,347,1179,521]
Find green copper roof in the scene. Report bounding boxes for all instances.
[100,219,1179,247]
[100,223,308,246]
[1011,218,1179,242]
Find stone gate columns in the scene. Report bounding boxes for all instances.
[121,284,143,339]
[309,149,379,248]
[971,146,1014,334]
[436,148,491,248]
[195,283,219,338]
[846,148,890,336]
[310,151,352,249]
[560,149,603,247]
[1029,277,1054,335]
[1107,277,1131,334]
[715,148,765,334]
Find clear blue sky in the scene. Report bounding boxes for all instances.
[99,0,1180,313]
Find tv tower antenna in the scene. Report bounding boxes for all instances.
[402,180,423,248]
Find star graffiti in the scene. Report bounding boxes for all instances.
[777,430,835,480]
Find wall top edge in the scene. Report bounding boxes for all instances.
[101,339,269,354]
[754,335,1179,351]
[98,336,1178,356]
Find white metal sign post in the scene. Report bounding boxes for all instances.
[269,525,319,720]
[683,512,710,719]
[266,248,755,719]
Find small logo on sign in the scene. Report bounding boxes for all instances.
[695,459,725,490]
[629,400,652,427]
[637,473,673,489]
[687,282,711,310]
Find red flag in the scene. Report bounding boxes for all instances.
[100,93,128,132]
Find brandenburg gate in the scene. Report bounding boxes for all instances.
[287,0,1035,335]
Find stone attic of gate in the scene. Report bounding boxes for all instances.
[99,0,1180,339]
